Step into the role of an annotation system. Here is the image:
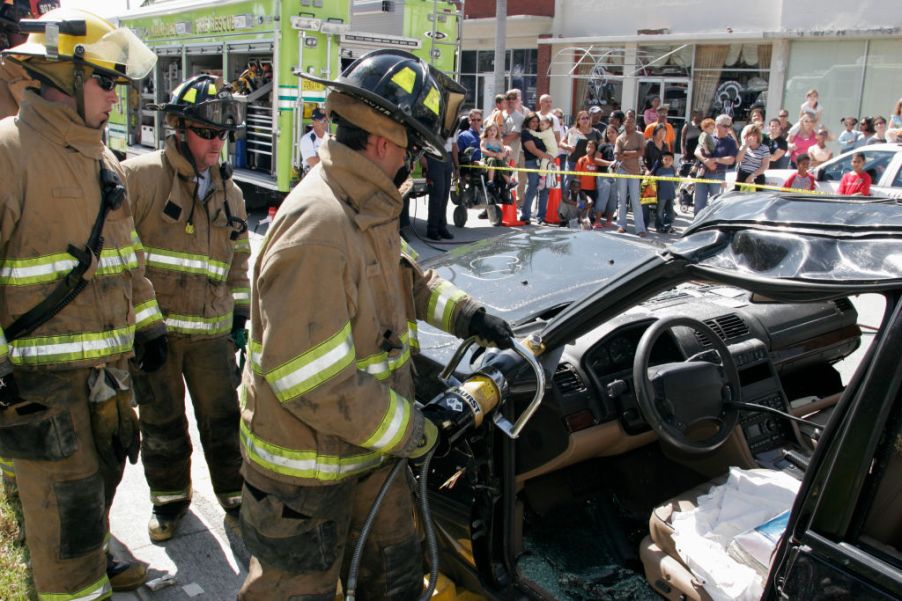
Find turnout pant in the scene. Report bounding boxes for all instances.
[134,335,243,509]
[0,361,136,600]
[238,463,423,601]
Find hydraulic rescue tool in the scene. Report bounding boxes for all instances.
[345,335,546,601]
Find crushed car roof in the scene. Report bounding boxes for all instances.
[676,192,902,295]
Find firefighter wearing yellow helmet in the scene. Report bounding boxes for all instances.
[0,7,165,598]
[122,74,250,542]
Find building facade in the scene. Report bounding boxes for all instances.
[460,0,902,150]
[459,0,553,109]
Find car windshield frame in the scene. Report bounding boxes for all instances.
[541,192,902,349]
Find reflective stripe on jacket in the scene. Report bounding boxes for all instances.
[241,139,481,488]
[0,91,165,374]
[123,136,250,338]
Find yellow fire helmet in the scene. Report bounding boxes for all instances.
[4,7,155,83]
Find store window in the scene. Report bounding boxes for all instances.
[570,46,625,113]
[460,49,538,114]
[692,44,771,124]
[784,40,866,137]
[860,39,902,123]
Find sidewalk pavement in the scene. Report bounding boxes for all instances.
[109,193,691,600]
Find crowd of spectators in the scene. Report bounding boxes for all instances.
[426,89,902,240]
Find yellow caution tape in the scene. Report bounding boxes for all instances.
[460,163,825,196]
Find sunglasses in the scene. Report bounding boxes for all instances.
[189,126,229,140]
[91,73,117,92]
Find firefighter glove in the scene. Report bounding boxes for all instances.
[137,335,168,373]
[88,367,141,470]
[230,315,248,351]
[408,418,439,466]
[468,309,514,349]
[0,372,21,409]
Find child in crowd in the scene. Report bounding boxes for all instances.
[532,114,559,189]
[559,178,591,229]
[838,117,863,154]
[652,151,677,233]
[837,152,872,196]
[782,153,816,191]
[480,122,511,190]
[575,140,601,227]
[693,117,716,176]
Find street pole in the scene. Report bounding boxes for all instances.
[493,0,506,106]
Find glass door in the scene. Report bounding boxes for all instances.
[638,78,690,153]
[662,79,690,153]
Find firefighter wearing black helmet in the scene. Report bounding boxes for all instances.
[122,74,250,542]
[236,49,514,600]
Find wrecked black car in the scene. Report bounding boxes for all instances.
[412,193,902,601]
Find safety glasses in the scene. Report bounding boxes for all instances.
[91,72,118,92]
[189,126,229,141]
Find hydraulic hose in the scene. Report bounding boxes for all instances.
[344,447,439,601]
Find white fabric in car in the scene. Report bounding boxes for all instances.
[669,467,800,601]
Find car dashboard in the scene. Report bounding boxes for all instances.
[511,282,860,481]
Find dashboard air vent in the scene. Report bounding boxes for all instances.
[695,314,750,346]
[553,363,587,395]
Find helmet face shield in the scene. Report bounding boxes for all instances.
[81,26,156,82]
[189,97,245,130]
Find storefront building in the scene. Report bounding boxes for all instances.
[458,0,553,109]
[459,0,901,151]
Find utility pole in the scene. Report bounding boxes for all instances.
[493,0,506,104]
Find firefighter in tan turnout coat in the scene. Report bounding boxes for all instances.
[238,49,515,601]
[0,8,166,598]
[123,74,250,542]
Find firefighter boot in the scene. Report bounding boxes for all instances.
[148,500,190,542]
[107,553,148,591]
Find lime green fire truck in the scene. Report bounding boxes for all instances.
[109,0,459,198]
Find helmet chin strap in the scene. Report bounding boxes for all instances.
[72,47,87,123]
[176,117,201,176]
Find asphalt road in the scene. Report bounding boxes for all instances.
[108,192,882,600]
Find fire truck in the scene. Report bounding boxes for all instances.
[109,0,460,199]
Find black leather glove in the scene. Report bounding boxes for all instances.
[230,314,248,351]
[137,335,168,373]
[0,372,21,409]
[468,309,514,349]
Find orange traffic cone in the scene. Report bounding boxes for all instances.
[501,188,525,227]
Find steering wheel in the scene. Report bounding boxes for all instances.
[632,316,741,454]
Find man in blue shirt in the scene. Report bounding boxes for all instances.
[453,108,482,178]
[693,113,737,216]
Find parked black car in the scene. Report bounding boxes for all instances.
[412,193,902,601]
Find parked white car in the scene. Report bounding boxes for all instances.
[727,143,902,199]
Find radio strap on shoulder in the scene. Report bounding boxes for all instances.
[4,160,124,342]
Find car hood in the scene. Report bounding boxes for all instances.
[417,229,657,356]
